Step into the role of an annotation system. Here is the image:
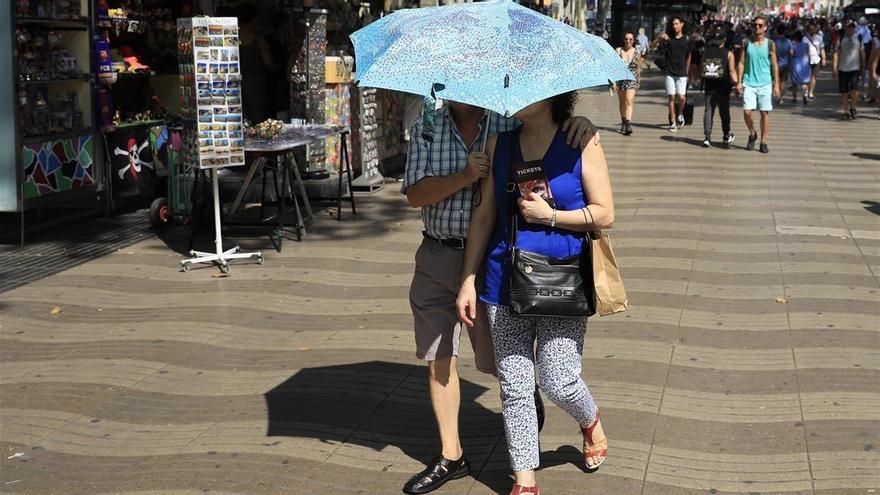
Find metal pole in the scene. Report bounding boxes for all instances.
[211,169,223,261]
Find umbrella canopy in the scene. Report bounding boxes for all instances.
[351,0,633,117]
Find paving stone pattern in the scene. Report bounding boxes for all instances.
[1,74,878,494]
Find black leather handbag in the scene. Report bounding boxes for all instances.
[506,132,596,318]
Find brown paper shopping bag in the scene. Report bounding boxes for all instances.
[589,231,629,316]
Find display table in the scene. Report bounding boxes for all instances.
[230,124,355,250]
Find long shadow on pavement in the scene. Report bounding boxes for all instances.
[853,152,880,161]
[265,360,510,494]
[861,200,880,216]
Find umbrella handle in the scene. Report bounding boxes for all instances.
[479,110,490,152]
[473,110,491,208]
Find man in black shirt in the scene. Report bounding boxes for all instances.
[651,16,692,131]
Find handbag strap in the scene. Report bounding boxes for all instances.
[506,128,523,253]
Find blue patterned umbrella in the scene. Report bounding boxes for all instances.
[350,0,633,118]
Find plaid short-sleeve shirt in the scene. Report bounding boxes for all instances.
[402,107,519,239]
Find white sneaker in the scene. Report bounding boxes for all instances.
[702,139,711,147]
[668,124,679,132]
[677,114,685,126]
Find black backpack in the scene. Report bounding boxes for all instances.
[702,45,726,80]
[653,42,670,71]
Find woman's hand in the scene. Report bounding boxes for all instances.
[456,281,478,327]
[517,192,553,225]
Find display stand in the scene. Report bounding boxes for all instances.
[289,8,328,170]
[177,16,260,273]
[181,168,262,273]
[4,0,106,245]
[350,86,385,192]
[94,1,187,215]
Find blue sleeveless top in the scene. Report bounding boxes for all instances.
[480,127,588,306]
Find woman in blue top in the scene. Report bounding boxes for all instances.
[456,91,614,495]
[773,24,793,104]
[790,31,813,104]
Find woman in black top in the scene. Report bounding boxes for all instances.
[614,32,641,136]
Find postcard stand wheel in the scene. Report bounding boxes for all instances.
[180,169,263,273]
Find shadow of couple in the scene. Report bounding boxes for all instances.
[264,360,590,494]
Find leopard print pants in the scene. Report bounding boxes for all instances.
[487,304,598,472]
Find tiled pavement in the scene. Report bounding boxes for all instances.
[1,74,878,494]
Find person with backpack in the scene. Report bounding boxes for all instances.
[773,24,794,104]
[701,25,739,148]
[736,15,781,154]
[650,16,692,131]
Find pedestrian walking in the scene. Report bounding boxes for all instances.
[637,27,650,70]
[456,91,612,495]
[728,22,748,66]
[650,16,691,131]
[856,17,873,99]
[701,26,738,147]
[737,15,780,154]
[806,23,826,99]
[400,102,595,494]
[773,24,794,104]
[832,21,866,120]
[870,30,880,116]
[790,30,813,104]
[614,31,641,136]
[688,28,706,90]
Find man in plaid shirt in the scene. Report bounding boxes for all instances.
[401,100,597,494]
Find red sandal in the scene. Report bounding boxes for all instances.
[581,411,608,472]
[510,484,540,495]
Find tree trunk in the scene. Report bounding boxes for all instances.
[596,0,611,34]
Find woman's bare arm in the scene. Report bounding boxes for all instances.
[457,135,498,325]
[560,136,614,231]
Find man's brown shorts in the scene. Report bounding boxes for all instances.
[409,238,496,375]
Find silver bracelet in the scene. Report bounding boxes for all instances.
[550,208,557,227]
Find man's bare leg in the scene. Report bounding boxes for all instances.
[760,111,769,142]
[744,110,756,136]
[676,94,686,122]
[429,357,463,460]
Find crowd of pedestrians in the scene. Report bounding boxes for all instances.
[609,13,880,152]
